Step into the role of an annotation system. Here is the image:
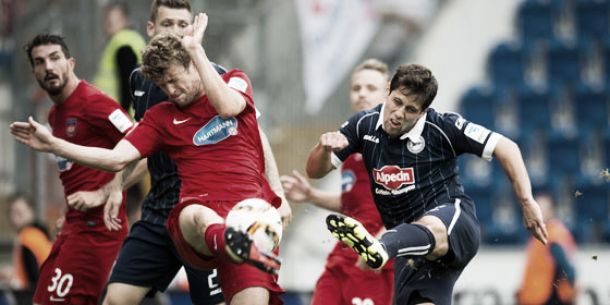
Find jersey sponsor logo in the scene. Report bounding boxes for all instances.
[65,118,77,137]
[108,109,134,133]
[172,117,191,125]
[341,170,356,193]
[375,184,416,196]
[228,77,248,93]
[134,90,145,97]
[55,155,74,172]
[464,123,490,144]
[373,166,415,190]
[364,134,379,143]
[193,116,239,146]
[407,136,425,154]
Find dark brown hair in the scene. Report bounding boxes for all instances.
[150,0,192,22]
[389,64,438,110]
[24,34,71,67]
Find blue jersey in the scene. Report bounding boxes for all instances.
[332,104,502,228]
[128,63,227,225]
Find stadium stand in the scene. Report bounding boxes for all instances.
[459,0,610,245]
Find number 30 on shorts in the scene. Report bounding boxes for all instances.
[47,268,74,298]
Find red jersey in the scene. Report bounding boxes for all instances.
[329,153,391,269]
[125,70,279,206]
[48,80,133,221]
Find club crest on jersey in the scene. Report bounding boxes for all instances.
[407,136,425,154]
[65,118,77,137]
[373,166,415,190]
[193,116,238,146]
[341,170,356,193]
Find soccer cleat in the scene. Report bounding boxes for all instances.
[326,214,389,269]
[224,227,281,274]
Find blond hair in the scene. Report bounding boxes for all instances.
[353,58,389,79]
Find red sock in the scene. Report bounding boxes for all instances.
[203,223,230,260]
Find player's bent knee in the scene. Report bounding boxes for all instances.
[415,216,449,259]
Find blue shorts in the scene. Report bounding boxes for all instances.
[108,221,224,305]
[394,198,480,305]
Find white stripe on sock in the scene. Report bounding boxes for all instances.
[396,249,431,257]
[397,244,431,256]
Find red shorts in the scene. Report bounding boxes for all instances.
[166,200,283,305]
[33,218,127,305]
[311,251,394,305]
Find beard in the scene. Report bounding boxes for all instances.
[37,73,68,96]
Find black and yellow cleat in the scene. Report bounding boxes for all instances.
[224,227,281,274]
[326,214,389,269]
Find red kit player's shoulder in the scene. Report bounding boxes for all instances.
[147,101,176,116]
[81,82,117,105]
[222,69,250,87]
[138,101,176,126]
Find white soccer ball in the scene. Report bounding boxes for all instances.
[225,198,283,253]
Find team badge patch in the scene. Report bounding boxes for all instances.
[407,136,426,154]
[464,123,490,144]
[108,109,134,133]
[373,165,415,190]
[455,117,465,129]
[65,118,77,137]
[228,77,248,93]
[193,115,239,146]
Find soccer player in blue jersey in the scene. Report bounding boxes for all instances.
[306,64,548,305]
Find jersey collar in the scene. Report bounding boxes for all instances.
[375,103,428,143]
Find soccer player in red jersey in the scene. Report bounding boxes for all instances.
[17,34,133,305]
[281,59,394,305]
[12,15,285,305]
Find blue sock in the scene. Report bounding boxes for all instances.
[380,223,436,258]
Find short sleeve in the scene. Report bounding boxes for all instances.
[438,111,503,161]
[224,70,254,109]
[123,106,164,158]
[86,95,134,143]
[332,111,367,167]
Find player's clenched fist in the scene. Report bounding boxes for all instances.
[306,131,350,178]
[319,131,349,151]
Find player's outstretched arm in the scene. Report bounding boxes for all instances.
[281,170,342,212]
[306,131,349,179]
[493,136,548,245]
[11,117,141,172]
[182,13,245,117]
